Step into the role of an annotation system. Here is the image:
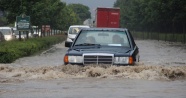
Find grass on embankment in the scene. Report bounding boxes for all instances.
[0,35,66,63]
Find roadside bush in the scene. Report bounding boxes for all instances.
[0,35,66,63]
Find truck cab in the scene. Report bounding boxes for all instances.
[0,27,16,41]
[65,25,90,47]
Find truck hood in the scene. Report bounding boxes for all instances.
[4,35,14,41]
[68,34,77,39]
[68,46,131,55]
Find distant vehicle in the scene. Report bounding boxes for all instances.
[13,27,34,39]
[65,25,90,47]
[64,28,139,66]
[0,31,5,42]
[32,26,41,37]
[94,7,120,28]
[0,27,16,41]
[13,28,26,39]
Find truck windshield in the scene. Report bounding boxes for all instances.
[74,30,130,47]
[69,27,82,34]
[0,29,11,35]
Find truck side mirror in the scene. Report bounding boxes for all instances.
[65,42,72,47]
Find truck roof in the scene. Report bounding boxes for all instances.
[82,27,128,31]
[96,7,120,10]
[69,25,90,28]
[0,27,13,29]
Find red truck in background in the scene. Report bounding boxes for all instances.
[95,7,120,28]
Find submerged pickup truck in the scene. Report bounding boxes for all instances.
[64,28,139,66]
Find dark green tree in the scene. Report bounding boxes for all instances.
[68,3,91,24]
[114,0,186,33]
[0,0,80,30]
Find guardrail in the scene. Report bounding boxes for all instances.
[131,31,186,44]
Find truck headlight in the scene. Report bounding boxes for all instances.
[114,57,133,64]
[64,55,83,63]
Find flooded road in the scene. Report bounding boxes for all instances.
[0,40,186,98]
[1,78,186,98]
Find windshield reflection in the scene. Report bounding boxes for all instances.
[74,31,130,47]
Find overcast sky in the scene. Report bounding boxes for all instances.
[61,0,117,17]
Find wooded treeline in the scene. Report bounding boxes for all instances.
[0,0,91,30]
[114,0,186,33]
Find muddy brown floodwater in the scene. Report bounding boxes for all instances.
[0,40,186,98]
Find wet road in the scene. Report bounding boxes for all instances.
[1,78,186,98]
[9,42,68,67]
[0,40,186,98]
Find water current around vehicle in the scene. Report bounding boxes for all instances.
[0,40,186,98]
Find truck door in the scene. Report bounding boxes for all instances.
[108,11,120,28]
[97,10,108,27]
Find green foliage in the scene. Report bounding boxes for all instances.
[68,3,91,24]
[0,17,7,26]
[0,0,90,30]
[59,6,80,29]
[114,0,186,33]
[0,35,66,63]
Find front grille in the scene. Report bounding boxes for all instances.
[83,53,114,65]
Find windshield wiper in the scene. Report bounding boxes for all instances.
[75,43,101,46]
